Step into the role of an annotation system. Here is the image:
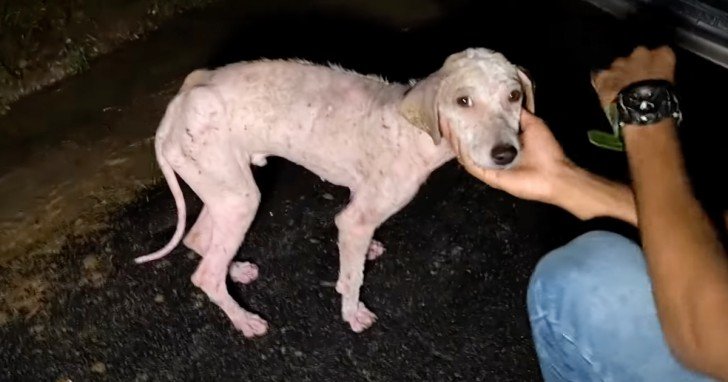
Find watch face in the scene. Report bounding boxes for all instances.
[617,80,680,126]
[623,85,666,113]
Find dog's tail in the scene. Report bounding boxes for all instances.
[134,100,188,264]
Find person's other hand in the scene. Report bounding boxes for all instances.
[450,109,573,205]
[591,45,676,108]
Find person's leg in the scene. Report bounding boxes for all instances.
[527,231,714,382]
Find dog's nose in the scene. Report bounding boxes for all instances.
[491,144,517,165]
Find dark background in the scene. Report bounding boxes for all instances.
[1,0,726,380]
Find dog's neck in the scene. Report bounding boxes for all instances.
[367,83,456,174]
[416,133,458,172]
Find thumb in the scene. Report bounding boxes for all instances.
[519,109,544,132]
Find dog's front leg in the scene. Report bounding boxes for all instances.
[334,204,379,332]
[333,184,420,332]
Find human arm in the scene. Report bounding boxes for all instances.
[593,46,728,379]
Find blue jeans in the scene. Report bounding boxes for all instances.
[527,231,714,381]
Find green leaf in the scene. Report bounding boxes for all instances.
[587,130,624,152]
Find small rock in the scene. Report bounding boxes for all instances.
[294,350,303,357]
[81,255,106,287]
[87,271,105,286]
[309,238,320,244]
[154,294,165,303]
[186,251,196,260]
[322,193,334,200]
[91,361,106,374]
[83,255,99,270]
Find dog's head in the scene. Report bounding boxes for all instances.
[399,48,535,169]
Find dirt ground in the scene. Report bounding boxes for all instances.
[0,0,221,114]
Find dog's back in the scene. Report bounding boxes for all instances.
[167,59,442,189]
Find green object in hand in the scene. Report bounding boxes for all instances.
[587,103,624,152]
[587,130,624,151]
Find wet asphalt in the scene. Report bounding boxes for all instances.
[2,0,728,380]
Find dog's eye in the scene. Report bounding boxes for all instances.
[509,90,522,103]
[456,96,472,107]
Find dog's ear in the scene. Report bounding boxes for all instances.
[516,66,535,113]
[179,69,211,93]
[399,73,444,145]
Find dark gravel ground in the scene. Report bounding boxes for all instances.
[1,0,727,380]
[1,160,554,381]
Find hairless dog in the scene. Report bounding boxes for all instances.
[136,48,535,337]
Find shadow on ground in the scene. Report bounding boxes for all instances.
[1,0,727,380]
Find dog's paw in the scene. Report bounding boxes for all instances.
[367,240,385,261]
[345,302,377,332]
[233,313,268,338]
[229,261,259,284]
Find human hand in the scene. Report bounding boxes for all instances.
[591,45,676,108]
[450,110,573,205]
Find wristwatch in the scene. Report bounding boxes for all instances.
[588,79,683,151]
[615,79,682,128]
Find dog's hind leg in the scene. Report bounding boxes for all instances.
[184,206,211,254]
[175,149,266,337]
[184,205,260,285]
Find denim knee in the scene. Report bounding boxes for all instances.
[527,230,648,323]
[526,230,713,381]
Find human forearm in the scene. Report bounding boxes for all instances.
[624,120,728,377]
[552,163,638,225]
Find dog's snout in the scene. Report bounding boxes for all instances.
[491,144,517,166]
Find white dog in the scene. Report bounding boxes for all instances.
[136,48,535,337]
